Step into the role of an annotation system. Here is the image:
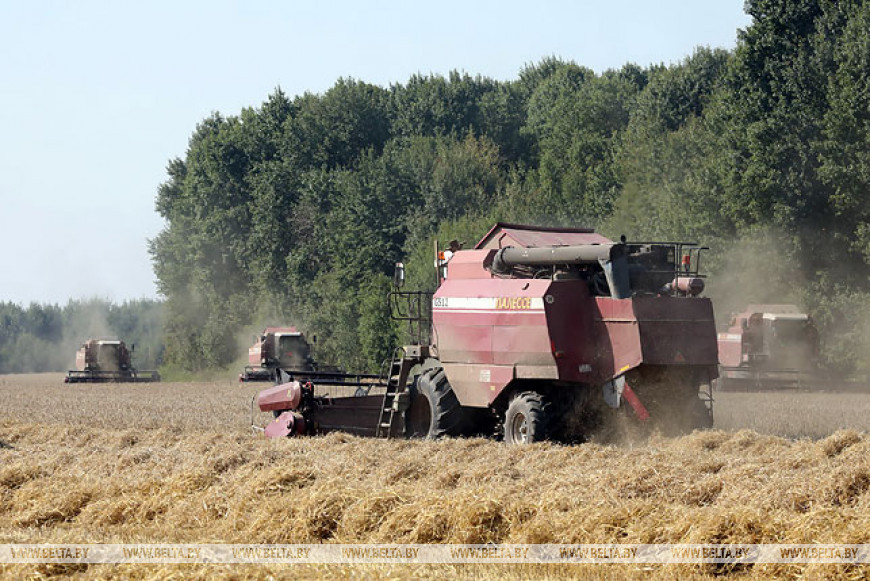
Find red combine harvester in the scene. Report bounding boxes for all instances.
[254,223,718,443]
[716,304,820,390]
[65,338,160,383]
[240,327,317,382]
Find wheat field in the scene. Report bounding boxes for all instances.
[2,373,870,579]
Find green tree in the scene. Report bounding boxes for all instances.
[524,64,643,221]
[357,274,398,372]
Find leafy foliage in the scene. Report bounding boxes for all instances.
[149,2,870,374]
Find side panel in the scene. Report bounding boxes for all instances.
[436,314,494,365]
[551,292,718,384]
[248,344,262,366]
[632,296,718,366]
[75,348,87,371]
[433,278,553,407]
[491,317,552,366]
[440,363,514,407]
[544,280,600,384]
[718,332,744,368]
[591,298,644,381]
[434,274,719,405]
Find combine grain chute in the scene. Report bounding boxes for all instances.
[65,338,160,383]
[254,223,718,443]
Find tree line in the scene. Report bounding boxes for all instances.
[146,0,870,375]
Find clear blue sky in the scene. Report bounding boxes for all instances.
[0,0,751,305]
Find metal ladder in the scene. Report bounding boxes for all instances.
[376,347,412,438]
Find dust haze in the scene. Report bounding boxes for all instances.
[704,229,805,327]
[60,302,114,368]
[704,228,870,378]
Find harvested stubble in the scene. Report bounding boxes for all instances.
[2,375,870,579]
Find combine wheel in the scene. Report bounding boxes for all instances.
[405,368,465,439]
[503,391,550,445]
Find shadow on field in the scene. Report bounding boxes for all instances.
[0,440,13,449]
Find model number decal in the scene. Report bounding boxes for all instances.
[495,297,532,310]
[432,297,545,310]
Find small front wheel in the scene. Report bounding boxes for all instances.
[503,391,550,444]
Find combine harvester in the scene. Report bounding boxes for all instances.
[716,304,821,391]
[240,327,316,382]
[65,338,160,383]
[254,223,719,443]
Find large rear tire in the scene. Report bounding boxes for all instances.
[405,368,465,439]
[503,391,550,444]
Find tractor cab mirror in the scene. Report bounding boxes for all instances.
[393,262,405,288]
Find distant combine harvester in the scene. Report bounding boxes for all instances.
[716,304,821,391]
[239,327,317,383]
[65,338,160,383]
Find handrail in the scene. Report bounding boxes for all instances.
[389,290,433,345]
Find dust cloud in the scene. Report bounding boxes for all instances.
[704,229,805,328]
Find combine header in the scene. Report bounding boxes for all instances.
[716,304,820,390]
[240,327,316,382]
[65,338,160,383]
[254,223,718,443]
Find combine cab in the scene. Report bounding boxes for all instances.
[716,305,819,390]
[240,327,316,382]
[65,339,160,383]
[255,223,718,443]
